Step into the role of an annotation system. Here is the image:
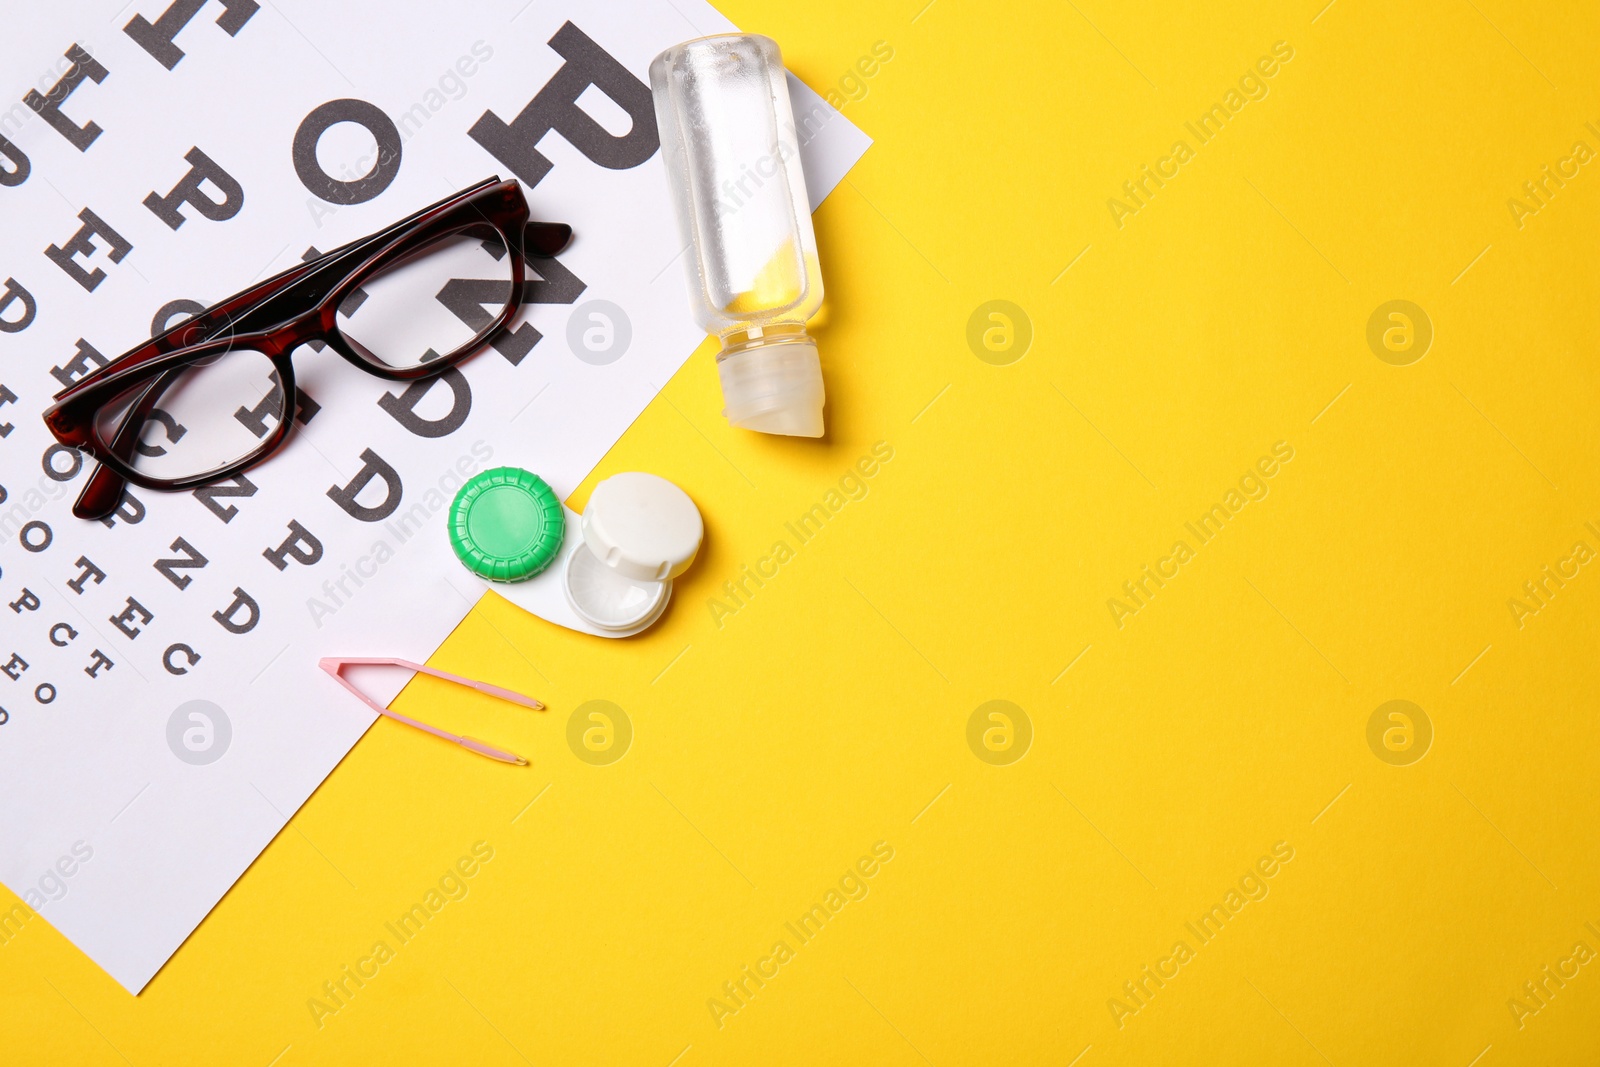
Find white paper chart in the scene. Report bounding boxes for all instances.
[0,0,868,993]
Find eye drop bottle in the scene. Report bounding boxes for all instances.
[650,34,826,438]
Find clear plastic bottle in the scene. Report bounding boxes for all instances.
[650,34,826,438]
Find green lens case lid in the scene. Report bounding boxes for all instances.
[448,467,564,583]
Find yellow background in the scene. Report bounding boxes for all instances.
[6,0,1600,1063]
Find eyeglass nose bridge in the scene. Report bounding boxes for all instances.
[254,315,332,359]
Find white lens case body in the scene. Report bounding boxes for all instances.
[470,472,702,639]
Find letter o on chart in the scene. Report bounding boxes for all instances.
[20,521,52,552]
[293,99,403,205]
[43,444,82,482]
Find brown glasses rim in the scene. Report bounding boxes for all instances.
[86,340,295,491]
[43,177,542,505]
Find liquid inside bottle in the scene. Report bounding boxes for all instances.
[651,34,827,437]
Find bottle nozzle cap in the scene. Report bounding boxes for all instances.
[717,337,825,438]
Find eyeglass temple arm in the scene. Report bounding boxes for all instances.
[251,219,570,328]
[246,218,570,328]
[132,181,522,361]
[227,187,578,332]
[84,216,566,432]
[318,657,543,766]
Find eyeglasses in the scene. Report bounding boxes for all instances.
[43,177,571,521]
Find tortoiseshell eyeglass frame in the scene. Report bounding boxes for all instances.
[42,176,570,520]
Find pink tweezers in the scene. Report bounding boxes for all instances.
[319,657,543,766]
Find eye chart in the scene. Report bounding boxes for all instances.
[0,1,868,993]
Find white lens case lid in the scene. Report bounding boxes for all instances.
[579,472,703,582]
[562,472,702,633]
